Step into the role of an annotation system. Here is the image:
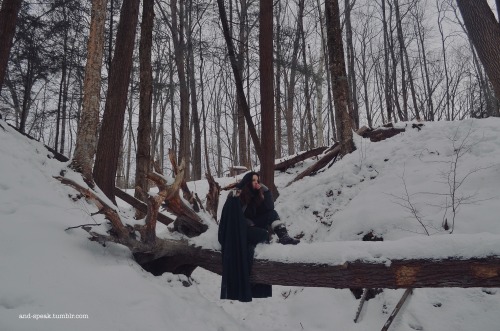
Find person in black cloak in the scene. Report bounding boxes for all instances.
[218,172,299,302]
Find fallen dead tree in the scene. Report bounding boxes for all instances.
[275,146,328,172]
[135,239,500,288]
[287,123,423,186]
[286,143,341,187]
[57,158,500,289]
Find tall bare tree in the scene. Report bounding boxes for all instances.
[259,0,276,196]
[134,0,154,218]
[457,0,500,102]
[168,0,191,179]
[325,0,354,155]
[70,0,108,185]
[0,0,22,94]
[93,0,140,202]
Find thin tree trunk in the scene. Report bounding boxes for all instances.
[415,10,434,120]
[394,0,408,121]
[345,0,359,129]
[259,0,276,196]
[134,0,154,219]
[285,0,305,156]
[275,0,282,158]
[0,0,22,93]
[237,0,248,167]
[315,51,325,146]
[316,0,336,141]
[187,0,201,180]
[301,28,314,149]
[381,0,393,123]
[93,0,140,203]
[325,0,355,156]
[70,0,107,186]
[168,0,191,180]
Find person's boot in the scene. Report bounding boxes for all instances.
[273,223,300,245]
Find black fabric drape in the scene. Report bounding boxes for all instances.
[218,195,271,302]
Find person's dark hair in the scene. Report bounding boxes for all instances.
[237,172,264,206]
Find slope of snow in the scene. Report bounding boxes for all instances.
[1,118,500,331]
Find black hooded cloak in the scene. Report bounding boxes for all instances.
[218,192,272,302]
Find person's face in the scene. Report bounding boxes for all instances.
[251,175,261,190]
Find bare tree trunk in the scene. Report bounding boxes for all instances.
[315,52,325,146]
[387,2,403,122]
[237,0,249,167]
[399,4,420,120]
[285,0,305,156]
[134,0,154,219]
[168,41,177,156]
[457,0,500,102]
[414,8,435,121]
[345,0,359,129]
[93,0,140,203]
[187,0,201,180]
[275,0,283,158]
[325,0,355,156]
[259,0,276,196]
[437,1,451,121]
[0,0,22,93]
[395,0,408,121]
[70,0,108,185]
[381,0,393,123]
[168,0,191,180]
[316,0,336,141]
[301,30,314,149]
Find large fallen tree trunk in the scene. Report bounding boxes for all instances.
[133,239,500,288]
[58,169,500,289]
[286,144,341,187]
[275,146,328,172]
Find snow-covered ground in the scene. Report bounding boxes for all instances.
[1,118,500,331]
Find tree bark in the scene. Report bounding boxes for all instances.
[275,0,282,159]
[93,0,140,203]
[325,0,355,156]
[275,146,328,172]
[169,0,191,180]
[457,0,500,101]
[285,0,305,156]
[259,0,276,197]
[134,239,500,288]
[70,0,108,185]
[134,0,154,219]
[345,0,359,129]
[0,0,22,93]
[187,0,201,180]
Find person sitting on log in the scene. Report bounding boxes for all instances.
[218,171,299,302]
[236,171,299,246]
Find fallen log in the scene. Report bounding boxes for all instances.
[114,187,175,226]
[134,239,500,288]
[275,146,328,172]
[58,174,500,288]
[360,123,406,142]
[286,144,341,187]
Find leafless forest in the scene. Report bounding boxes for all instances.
[1,0,499,188]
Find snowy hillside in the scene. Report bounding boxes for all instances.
[1,118,500,331]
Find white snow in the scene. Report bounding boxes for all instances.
[1,118,500,330]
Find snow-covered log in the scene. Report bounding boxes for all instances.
[134,239,500,288]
